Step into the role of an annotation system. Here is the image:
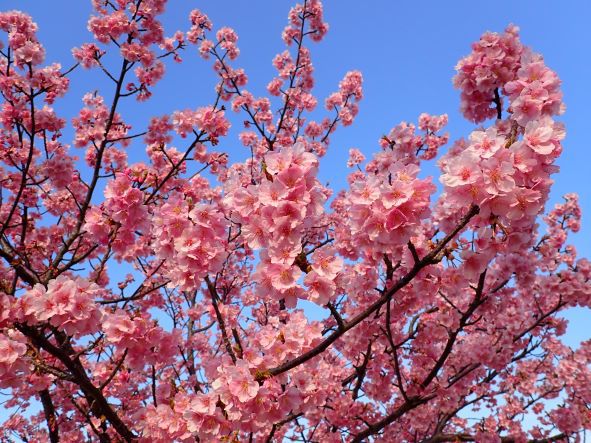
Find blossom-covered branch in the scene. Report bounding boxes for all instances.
[0,2,589,442]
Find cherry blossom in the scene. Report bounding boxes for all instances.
[0,1,589,442]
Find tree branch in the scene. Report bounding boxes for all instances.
[39,389,59,443]
[261,205,479,380]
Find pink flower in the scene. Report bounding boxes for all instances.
[481,152,515,195]
[227,362,259,403]
[268,239,300,265]
[14,40,45,66]
[120,43,154,67]
[268,263,302,291]
[453,25,522,122]
[0,334,26,369]
[216,27,240,60]
[549,407,582,434]
[511,94,543,126]
[184,394,220,435]
[0,332,29,388]
[304,271,335,305]
[187,9,212,43]
[506,187,542,220]
[311,249,343,280]
[43,150,74,189]
[385,207,409,231]
[469,127,504,158]
[241,217,268,249]
[347,148,365,168]
[440,150,481,187]
[381,181,412,209]
[339,70,363,99]
[87,11,133,44]
[102,310,136,345]
[523,117,555,154]
[72,43,103,68]
[258,180,289,207]
[195,107,230,139]
[145,115,173,146]
[461,249,495,279]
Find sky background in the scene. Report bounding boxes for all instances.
[4,0,590,367]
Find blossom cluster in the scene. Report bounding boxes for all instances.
[84,173,149,261]
[378,113,449,163]
[283,0,328,44]
[333,162,435,260]
[19,276,103,337]
[453,24,522,122]
[0,11,45,67]
[151,197,228,291]
[325,70,364,128]
[102,309,180,370]
[332,114,448,260]
[440,44,565,258]
[83,0,173,99]
[0,332,29,389]
[171,107,230,142]
[225,144,338,306]
[505,52,564,126]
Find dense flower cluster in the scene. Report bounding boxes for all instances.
[103,309,180,370]
[505,52,564,125]
[225,144,337,307]
[19,276,103,337]
[453,24,522,122]
[440,41,565,275]
[332,113,448,260]
[152,198,228,290]
[84,173,149,260]
[0,11,45,67]
[0,331,28,389]
[171,107,230,142]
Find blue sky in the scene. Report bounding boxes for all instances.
[5,1,590,343]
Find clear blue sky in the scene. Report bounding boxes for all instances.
[5,1,590,347]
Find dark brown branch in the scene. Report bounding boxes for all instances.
[424,432,568,443]
[205,275,237,363]
[99,349,128,391]
[384,300,409,402]
[407,241,420,264]
[17,324,136,441]
[231,327,244,359]
[99,280,169,305]
[0,242,38,286]
[493,87,502,120]
[351,394,436,442]
[351,341,372,400]
[48,57,131,280]
[327,302,345,331]
[39,389,59,443]
[265,412,305,443]
[0,79,36,240]
[270,0,310,149]
[261,205,479,381]
[68,395,109,443]
[419,269,487,389]
[151,365,158,407]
